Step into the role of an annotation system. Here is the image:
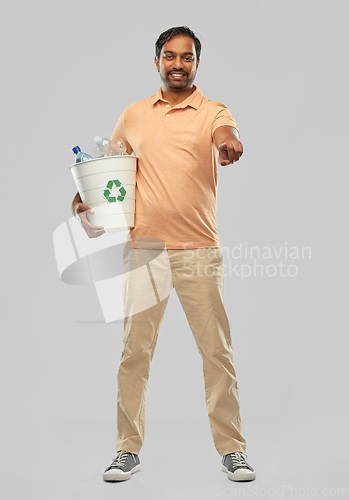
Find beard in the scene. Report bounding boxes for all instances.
[159,70,196,90]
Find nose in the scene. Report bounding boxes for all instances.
[172,56,184,70]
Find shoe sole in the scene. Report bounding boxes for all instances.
[222,465,256,481]
[103,464,141,482]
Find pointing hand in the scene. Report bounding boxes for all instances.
[218,139,243,166]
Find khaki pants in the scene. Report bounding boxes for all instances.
[116,246,246,456]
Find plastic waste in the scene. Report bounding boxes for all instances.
[93,136,127,156]
[93,136,109,154]
[72,146,93,163]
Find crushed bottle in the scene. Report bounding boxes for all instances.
[93,136,127,157]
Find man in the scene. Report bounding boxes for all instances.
[72,26,256,483]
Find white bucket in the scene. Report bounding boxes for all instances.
[70,155,137,233]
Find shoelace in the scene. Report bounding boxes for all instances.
[110,450,129,468]
[229,452,249,468]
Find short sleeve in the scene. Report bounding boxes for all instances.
[212,102,239,137]
[110,112,134,155]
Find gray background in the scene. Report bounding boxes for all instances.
[1,0,348,499]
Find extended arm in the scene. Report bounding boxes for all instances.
[213,125,243,166]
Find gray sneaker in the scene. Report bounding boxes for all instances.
[222,452,256,481]
[103,450,141,482]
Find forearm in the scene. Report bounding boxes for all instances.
[221,128,240,143]
[71,191,82,213]
[213,125,240,149]
[213,126,243,165]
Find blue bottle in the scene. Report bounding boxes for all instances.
[72,146,93,163]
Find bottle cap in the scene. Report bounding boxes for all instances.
[72,146,81,154]
[94,136,102,145]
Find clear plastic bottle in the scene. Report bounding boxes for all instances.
[93,136,110,154]
[93,136,127,156]
[72,146,93,163]
[111,138,127,156]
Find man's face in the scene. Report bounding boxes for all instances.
[155,35,199,91]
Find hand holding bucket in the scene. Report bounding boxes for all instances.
[70,155,137,235]
[72,195,105,238]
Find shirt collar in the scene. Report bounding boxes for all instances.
[150,85,203,110]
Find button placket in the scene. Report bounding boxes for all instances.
[164,102,170,118]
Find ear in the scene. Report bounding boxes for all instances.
[154,56,160,72]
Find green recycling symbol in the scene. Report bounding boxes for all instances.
[103,179,127,203]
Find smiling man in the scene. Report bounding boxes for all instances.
[157,37,198,94]
[72,26,255,483]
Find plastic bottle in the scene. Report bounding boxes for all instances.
[112,138,127,156]
[94,136,127,156]
[72,146,93,163]
[94,136,110,154]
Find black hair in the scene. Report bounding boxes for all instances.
[155,26,201,60]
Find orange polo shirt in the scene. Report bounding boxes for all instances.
[110,85,239,249]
